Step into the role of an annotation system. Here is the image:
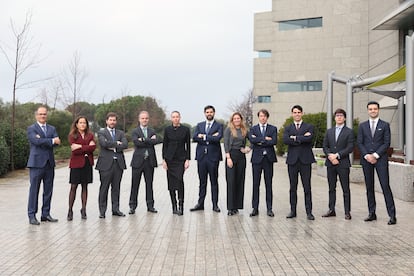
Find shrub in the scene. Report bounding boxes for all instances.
[0,122,30,169]
[0,136,10,176]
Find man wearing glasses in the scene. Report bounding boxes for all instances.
[27,106,61,225]
[322,108,354,220]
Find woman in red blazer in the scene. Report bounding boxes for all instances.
[68,116,96,221]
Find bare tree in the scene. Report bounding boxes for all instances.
[62,51,88,121]
[37,78,64,110]
[227,88,255,128]
[0,11,46,170]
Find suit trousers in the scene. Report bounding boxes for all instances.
[327,166,350,214]
[129,159,155,210]
[28,161,54,218]
[197,157,219,207]
[288,161,312,214]
[251,156,273,210]
[226,149,246,211]
[98,160,124,214]
[362,162,396,217]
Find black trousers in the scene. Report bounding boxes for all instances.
[98,160,124,214]
[327,166,350,214]
[251,156,273,210]
[226,149,246,210]
[362,162,396,217]
[197,158,219,207]
[129,159,155,210]
[288,161,312,215]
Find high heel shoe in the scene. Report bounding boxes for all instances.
[80,208,87,219]
[67,210,73,221]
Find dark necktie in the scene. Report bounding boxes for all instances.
[206,122,211,133]
[111,129,115,141]
[296,123,300,130]
[261,125,266,136]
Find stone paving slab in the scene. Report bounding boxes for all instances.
[1,144,414,275]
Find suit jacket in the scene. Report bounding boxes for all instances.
[357,119,390,166]
[69,132,96,168]
[162,125,191,161]
[130,126,162,168]
[95,128,128,171]
[248,124,277,164]
[323,126,354,168]
[27,123,59,168]
[283,122,316,165]
[193,121,223,162]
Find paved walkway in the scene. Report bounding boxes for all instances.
[1,144,414,275]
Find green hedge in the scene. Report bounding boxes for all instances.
[0,136,10,176]
[0,122,30,170]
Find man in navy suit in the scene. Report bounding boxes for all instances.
[27,106,61,225]
[190,105,223,212]
[129,111,162,215]
[283,105,316,220]
[322,108,354,220]
[96,112,128,218]
[357,101,396,225]
[248,109,277,217]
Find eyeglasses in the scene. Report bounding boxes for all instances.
[335,114,344,117]
[38,113,47,116]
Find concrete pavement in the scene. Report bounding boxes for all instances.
[1,144,414,275]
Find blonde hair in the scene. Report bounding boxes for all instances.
[227,112,247,137]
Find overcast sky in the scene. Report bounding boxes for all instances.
[0,0,271,125]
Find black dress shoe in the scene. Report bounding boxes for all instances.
[112,211,125,217]
[307,214,315,220]
[99,214,106,219]
[286,212,296,219]
[41,215,58,222]
[129,209,135,215]
[267,210,275,217]
[322,210,336,217]
[29,217,40,225]
[227,210,235,216]
[388,217,397,225]
[147,207,158,213]
[364,213,377,221]
[345,213,352,220]
[213,206,221,213]
[190,204,204,212]
[250,209,259,217]
[233,209,239,214]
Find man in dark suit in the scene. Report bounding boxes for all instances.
[357,101,396,225]
[322,108,354,220]
[190,105,223,212]
[96,112,128,218]
[129,111,162,215]
[248,109,277,217]
[27,106,61,225]
[283,105,316,220]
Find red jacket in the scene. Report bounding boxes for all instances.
[69,132,96,168]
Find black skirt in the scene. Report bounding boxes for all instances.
[69,157,93,184]
[166,160,185,190]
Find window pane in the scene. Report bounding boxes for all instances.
[257,96,271,103]
[258,51,272,58]
[278,81,322,92]
[279,17,322,31]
